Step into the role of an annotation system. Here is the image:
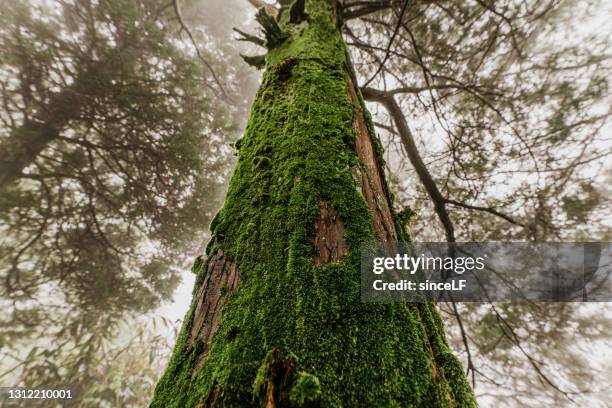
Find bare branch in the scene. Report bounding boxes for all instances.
[445,199,525,227]
[233,28,266,47]
[342,1,393,21]
[240,54,266,69]
[449,298,476,389]
[361,86,456,242]
[383,83,501,96]
[255,7,287,47]
[172,0,227,96]
[247,0,279,18]
[362,0,409,87]
[247,0,267,8]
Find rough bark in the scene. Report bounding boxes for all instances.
[150,1,477,407]
[361,87,456,243]
[187,250,241,378]
[313,202,347,265]
[348,78,398,243]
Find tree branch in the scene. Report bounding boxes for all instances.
[172,0,227,96]
[240,54,266,69]
[233,28,266,47]
[247,0,279,17]
[382,83,501,96]
[255,7,287,48]
[361,86,456,242]
[449,297,476,389]
[363,87,527,236]
[342,1,393,21]
[362,0,409,87]
[445,199,525,227]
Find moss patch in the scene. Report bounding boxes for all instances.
[150,1,476,407]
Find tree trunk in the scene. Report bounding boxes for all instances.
[150,1,476,406]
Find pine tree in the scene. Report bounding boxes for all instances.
[151,1,476,406]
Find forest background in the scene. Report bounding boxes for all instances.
[0,0,610,406]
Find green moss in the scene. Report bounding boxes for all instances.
[150,1,476,407]
[290,372,321,405]
[191,255,204,275]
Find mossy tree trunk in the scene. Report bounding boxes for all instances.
[150,1,477,406]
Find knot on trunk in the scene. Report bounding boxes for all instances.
[254,349,297,407]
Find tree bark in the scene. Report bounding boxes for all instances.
[361,87,456,243]
[150,1,476,406]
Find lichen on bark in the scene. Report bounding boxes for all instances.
[150,1,477,406]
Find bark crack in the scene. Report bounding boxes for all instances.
[313,201,348,265]
[347,76,398,242]
[187,250,241,376]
